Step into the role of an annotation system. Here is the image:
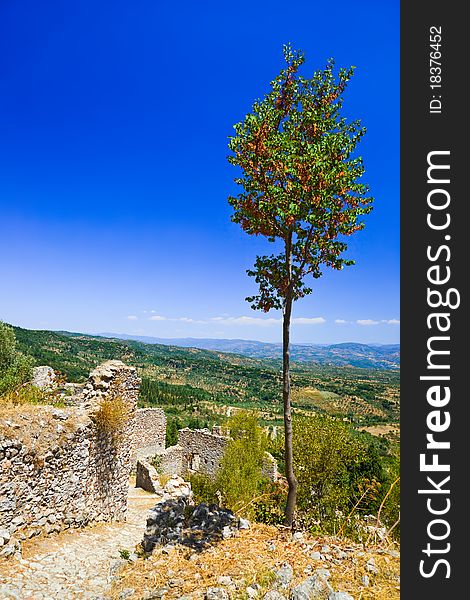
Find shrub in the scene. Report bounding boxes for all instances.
[0,322,35,396]
[293,415,386,536]
[0,384,61,407]
[189,412,270,518]
[189,472,219,505]
[253,481,287,526]
[93,395,129,443]
[213,412,270,515]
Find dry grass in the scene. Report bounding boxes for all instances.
[110,523,400,600]
[93,395,130,442]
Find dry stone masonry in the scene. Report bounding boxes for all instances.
[133,421,280,483]
[132,407,166,459]
[178,427,229,477]
[0,360,139,555]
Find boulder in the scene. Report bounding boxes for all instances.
[136,459,162,494]
[32,366,56,389]
[290,572,333,599]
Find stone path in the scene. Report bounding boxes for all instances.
[0,484,159,599]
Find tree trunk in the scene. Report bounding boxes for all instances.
[283,237,298,527]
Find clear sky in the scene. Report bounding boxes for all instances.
[0,0,399,344]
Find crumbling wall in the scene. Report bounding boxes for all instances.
[159,444,185,476]
[177,427,229,477]
[132,407,166,459]
[0,360,139,550]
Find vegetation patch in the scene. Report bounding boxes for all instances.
[93,395,130,443]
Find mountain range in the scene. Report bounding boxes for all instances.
[96,333,400,370]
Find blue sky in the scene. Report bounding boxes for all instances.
[0,0,399,344]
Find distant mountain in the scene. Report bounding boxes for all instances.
[97,333,400,370]
[10,324,400,425]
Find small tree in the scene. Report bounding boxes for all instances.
[0,322,34,395]
[228,45,373,526]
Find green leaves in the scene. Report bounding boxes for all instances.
[227,46,373,310]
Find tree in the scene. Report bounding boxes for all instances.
[215,411,269,513]
[0,321,34,395]
[227,45,373,526]
[293,416,383,532]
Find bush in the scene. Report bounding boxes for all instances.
[93,395,130,443]
[0,384,62,407]
[189,472,219,505]
[293,415,387,536]
[189,411,270,517]
[253,481,287,526]
[214,412,270,515]
[0,322,34,396]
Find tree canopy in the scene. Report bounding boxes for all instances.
[228,44,373,311]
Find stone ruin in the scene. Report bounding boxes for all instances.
[0,360,139,556]
[134,421,280,493]
[0,361,279,556]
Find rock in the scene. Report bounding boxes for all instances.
[365,558,379,574]
[205,587,229,600]
[290,573,333,599]
[315,569,330,580]
[361,575,370,587]
[0,528,11,545]
[143,587,169,599]
[136,459,163,494]
[310,552,321,561]
[293,531,304,542]
[0,544,17,558]
[320,545,330,554]
[304,566,313,575]
[162,476,192,501]
[119,589,136,599]
[273,563,293,589]
[32,366,56,388]
[143,498,240,553]
[239,517,251,530]
[246,583,261,598]
[264,592,287,600]
[217,576,233,586]
[328,593,354,600]
[109,558,128,578]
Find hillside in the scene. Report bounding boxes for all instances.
[13,325,399,427]
[98,333,400,370]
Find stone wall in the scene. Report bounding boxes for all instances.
[132,407,166,459]
[159,444,185,476]
[0,361,139,549]
[177,427,229,477]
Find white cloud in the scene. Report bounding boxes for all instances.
[335,319,350,324]
[210,316,281,327]
[126,315,138,321]
[292,317,326,325]
[146,314,326,327]
[149,315,207,324]
[356,319,400,326]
